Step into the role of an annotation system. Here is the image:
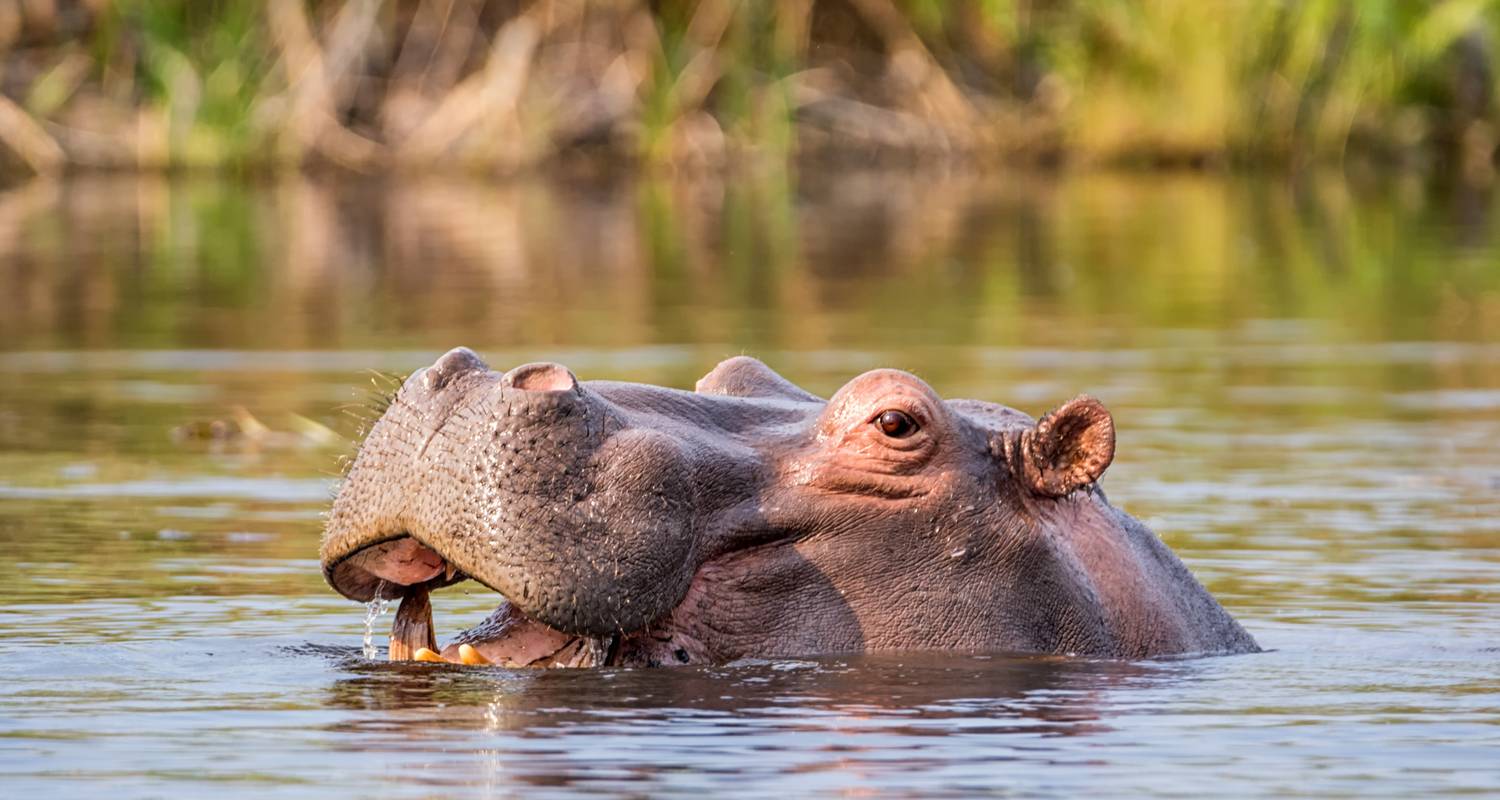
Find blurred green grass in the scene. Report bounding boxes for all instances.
[0,1,1496,175]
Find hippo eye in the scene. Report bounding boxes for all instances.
[875,410,919,438]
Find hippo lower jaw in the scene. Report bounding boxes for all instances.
[436,601,617,668]
[340,535,619,668]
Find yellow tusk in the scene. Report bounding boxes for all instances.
[413,647,445,663]
[458,643,491,666]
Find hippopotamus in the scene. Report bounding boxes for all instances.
[321,348,1258,667]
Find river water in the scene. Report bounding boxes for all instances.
[0,172,1496,797]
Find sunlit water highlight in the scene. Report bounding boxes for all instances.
[0,172,1496,797]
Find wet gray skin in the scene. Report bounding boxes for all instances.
[321,348,1259,667]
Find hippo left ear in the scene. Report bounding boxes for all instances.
[1017,395,1115,497]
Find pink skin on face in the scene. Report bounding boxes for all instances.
[346,537,446,586]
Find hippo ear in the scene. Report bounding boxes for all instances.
[1017,396,1115,497]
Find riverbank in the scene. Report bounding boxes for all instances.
[2,1,1497,178]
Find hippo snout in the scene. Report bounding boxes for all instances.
[322,348,699,641]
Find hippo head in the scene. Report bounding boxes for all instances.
[322,349,1257,666]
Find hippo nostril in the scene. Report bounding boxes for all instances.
[425,346,489,391]
[504,362,578,394]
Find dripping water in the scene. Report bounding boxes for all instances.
[361,580,391,659]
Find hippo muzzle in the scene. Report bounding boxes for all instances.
[322,347,704,665]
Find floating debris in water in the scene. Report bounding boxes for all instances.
[171,406,341,451]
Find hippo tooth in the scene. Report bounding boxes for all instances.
[388,586,437,661]
[413,647,445,663]
[457,643,491,666]
[444,562,457,581]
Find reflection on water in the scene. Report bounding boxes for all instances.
[321,652,1149,791]
[0,172,1497,797]
[4,172,1498,354]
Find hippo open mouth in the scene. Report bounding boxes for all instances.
[320,347,1258,666]
[328,535,619,667]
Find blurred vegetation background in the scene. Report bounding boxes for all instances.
[0,0,1497,177]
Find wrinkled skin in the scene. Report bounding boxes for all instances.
[321,348,1258,667]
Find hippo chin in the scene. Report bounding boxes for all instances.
[321,348,1258,667]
